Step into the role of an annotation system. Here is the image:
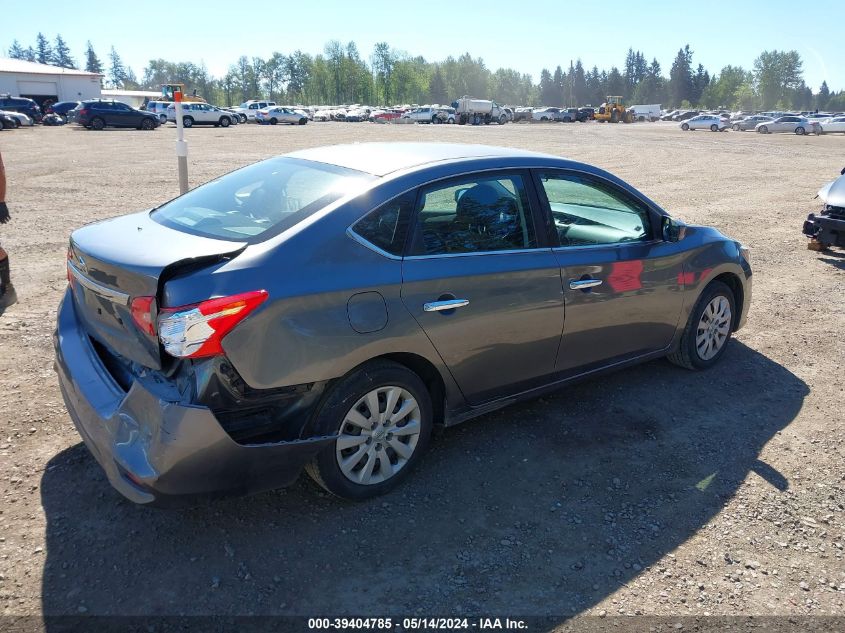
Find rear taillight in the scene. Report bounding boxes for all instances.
[130,296,157,336]
[157,290,268,359]
[78,108,88,116]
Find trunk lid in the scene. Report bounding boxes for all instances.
[68,210,246,370]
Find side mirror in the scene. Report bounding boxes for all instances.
[662,216,687,242]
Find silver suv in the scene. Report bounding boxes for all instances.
[144,101,172,124]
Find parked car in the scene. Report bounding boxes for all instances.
[433,107,457,124]
[577,107,595,121]
[255,106,308,125]
[680,115,729,131]
[817,116,845,134]
[532,107,561,121]
[56,142,751,505]
[144,101,173,124]
[0,110,33,127]
[371,109,403,123]
[75,100,160,130]
[46,101,80,121]
[234,100,277,122]
[401,107,442,124]
[166,102,236,128]
[512,107,533,122]
[558,108,580,122]
[344,107,371,122]
[0,95,41,122]
[731,115,773,131]
[755,116,820,135]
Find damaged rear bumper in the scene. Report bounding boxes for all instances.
[53,289,333,506]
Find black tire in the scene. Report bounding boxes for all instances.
[795,126,805,135]
[270,118,277,125]
[732,123,740,131]
[14,119,21,128]
[91,117,105,130]
[499,115,507,125]
[710,124,718,132]
[667,280,736,371]
[681,123,689,131]
[611,111,619,123]
[758,125,768,134]
[305,360,433,500]
[220,116,230,128]
[298,118,307,125]
[140,118,154,130]
[182,116,193,128]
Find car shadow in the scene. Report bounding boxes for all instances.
[40,341,806,621]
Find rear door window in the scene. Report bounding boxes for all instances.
[409,174,538,255]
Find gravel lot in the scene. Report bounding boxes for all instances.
[0,121,843,628]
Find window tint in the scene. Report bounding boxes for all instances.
[538,173,651,247]
[353,191,416,256]
[410,175,537,255]
[152,157,374,242]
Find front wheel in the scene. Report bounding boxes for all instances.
[140,118,154,130]
[668,280,736,370]
[681,123,689,131]
[220,117,230,127]
[305,361,433,500]
[298,118,307,125]
[182,116,193,128]
[270,118,277,125]
[758,125,768,134]
[795,126,805,135]
[732,123,740,131]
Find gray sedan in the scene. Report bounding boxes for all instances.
[755,116,820,135]
[732,115,773,131]
[55,143,752,505]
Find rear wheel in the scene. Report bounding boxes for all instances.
[270,118,277,125]
[710,124,718,132]
[758,125,768,134]
[182,116,193,128]
[220,116,230,127]
[732,123,740,131]
[668,280,736,370]
[305,361,433,500]
[91,117,105,130]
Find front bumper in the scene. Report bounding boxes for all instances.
[803,212,845,248]
[53,289,333,506]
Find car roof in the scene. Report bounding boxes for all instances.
[287,143,558,177]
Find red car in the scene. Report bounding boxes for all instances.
[372,109,404,123]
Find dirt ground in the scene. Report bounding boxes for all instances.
[0,120,843,629]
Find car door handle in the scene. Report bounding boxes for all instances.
[569,278,603,290]
[423,299,470,312]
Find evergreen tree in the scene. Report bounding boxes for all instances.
[52,35,76,69]
[817,81,830,110]
[669,45,694,106]
[108,46,127,88]
[429,66,447,104]
[35,32,53,65]
[7,40,25,59]
[538,69,556,105]
[552,66,565,107]
[84,41,103,74]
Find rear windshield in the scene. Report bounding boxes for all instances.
[151,157,374,242]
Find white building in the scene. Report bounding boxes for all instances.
[0,58,102,105]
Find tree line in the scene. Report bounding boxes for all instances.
[7,34,845,112]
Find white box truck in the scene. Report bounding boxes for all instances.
[629,104,662,122]
[452,96,509,125]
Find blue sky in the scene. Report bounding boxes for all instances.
[5,0,844,92]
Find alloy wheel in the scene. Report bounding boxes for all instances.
[335,386,422,486]
[695,295,732,361]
